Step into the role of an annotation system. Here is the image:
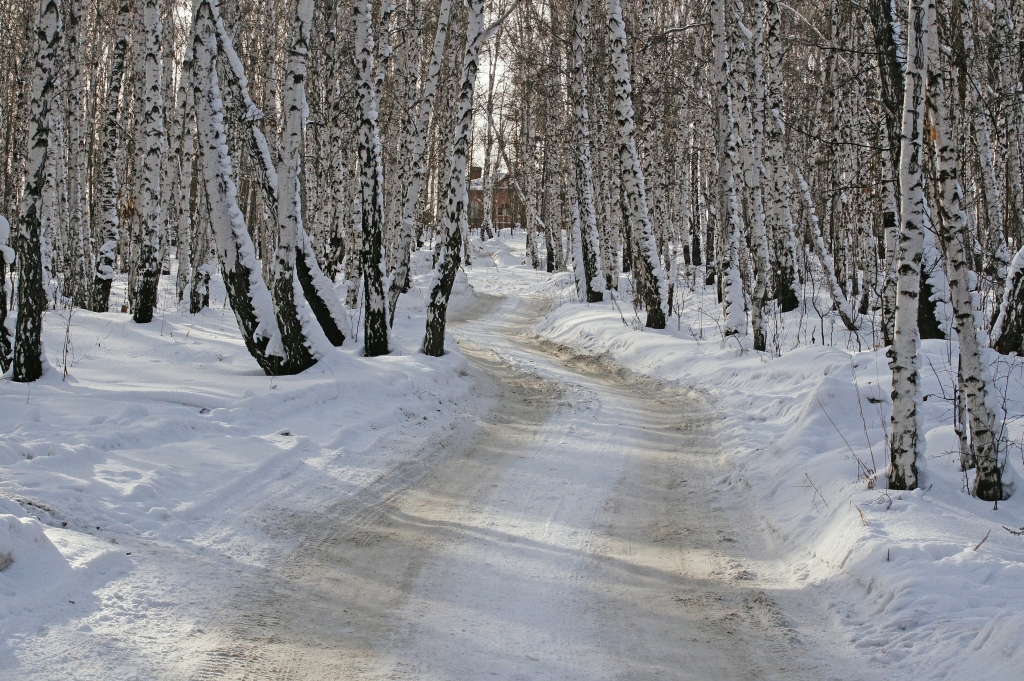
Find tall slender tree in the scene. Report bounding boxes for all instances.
[13,0,61,383]
[192,0,294,375]
[570,0,603,303]
[0,215,13,372]
[423,0,488,356]
[889,0,930,491]
[928,6,1011,501]
[132,0,167,324]
[92,0,131,312]
[605,0,666,329]
[389,0,453,325]
[354,0,390,356]
[270,0,318,370]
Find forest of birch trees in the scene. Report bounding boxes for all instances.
[0,0,1023,500]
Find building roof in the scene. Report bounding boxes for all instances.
[469,171,509,192]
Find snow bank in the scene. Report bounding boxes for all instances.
[0,510,20,571]
[473,235,1024,680]
[0,246,479,672]
[0,496,132,645]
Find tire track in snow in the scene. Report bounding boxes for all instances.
[190,291,843,680]
[186,328,562,679]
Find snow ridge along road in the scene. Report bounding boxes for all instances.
[192,290,870,680]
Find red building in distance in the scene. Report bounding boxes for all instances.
[467,166,525,235]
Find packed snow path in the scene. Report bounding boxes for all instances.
[4,238,1019,679]
[189,292,857,680]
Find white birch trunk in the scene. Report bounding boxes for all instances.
[711,0,746,336]
[744,2,771,350]
[271,0,318,370]
[157,3,177,281]
[571,0,603,302]
[927,28,1012,501]
[422,0,487,356]
[525,106,542,269]
[92,0,131,312]
[595,104,620,289]
[322,1,348,285]
[132,0,166,324]
[389,0,449,324]
[889,0,930,491]
[880,118,900,346]
[374,0,396,91]
[174,56,197,305]
[762,1,798,312]
[605,0,666,329]
[353,0,390,357]
[480,26,500,241]
[994,0,1024,240]
[344,153,362,309]
[192,0,291,375]
[13,0,61,383]
[66,0,89,308]
[0,215,13,371]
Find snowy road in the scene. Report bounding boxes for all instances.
[192,290,857,680]
[4,241,1015,680]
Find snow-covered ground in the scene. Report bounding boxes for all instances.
[0,252,480,677]
[2,233,1020,679]
[467,235,1024,680]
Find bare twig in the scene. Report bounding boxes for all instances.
[850,362,878,475]
[483,0,520,40]
[818,398,874,483]
[608,290,629,328]
[818,398,857,459]
[804,473,829,509]
[61,308,75,380]
[974,529,992,551]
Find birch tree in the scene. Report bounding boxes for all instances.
[12,0,60,383]
[710,0,746,336]
[270,0,318,370]
[761,0,798,313]
[353,0,390,357]
[889,0,930,491]
[479,22,500,242]
[423,0,488,356]
[191,0,296,375]
[928,8,1011,501]
[389,0,453,325]
[866,0,904,347]
[605,0,666,329]
[570,0,603,303]
[92,0,131,312]
[64,0,88,308]
[739,1,771,350]
[132,0,167,324]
